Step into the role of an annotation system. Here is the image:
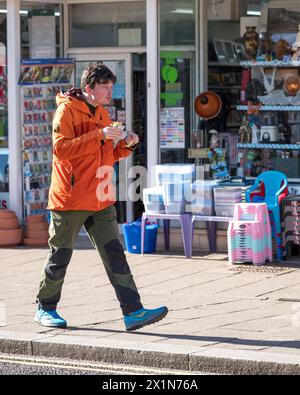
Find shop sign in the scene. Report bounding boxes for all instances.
[0,151,8,208]
[0,193,8,210]
[160,51,183,106]
[18,58,74,85]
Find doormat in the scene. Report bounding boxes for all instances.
[277,298,300,303]
[229,265,296,273]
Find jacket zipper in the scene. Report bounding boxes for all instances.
[97,110,102,211]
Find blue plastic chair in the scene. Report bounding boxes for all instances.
[245,171,288,260]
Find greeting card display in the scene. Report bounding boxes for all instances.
[19,59,74,217]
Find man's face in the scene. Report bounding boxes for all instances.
[87,81,114,106]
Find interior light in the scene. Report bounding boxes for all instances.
[0,9,28,15]
[171,9,194,15]
[247,11,261,16]
[0,10,59,16]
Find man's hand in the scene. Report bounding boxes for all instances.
[103,126,125,140]
[125,133,139,147]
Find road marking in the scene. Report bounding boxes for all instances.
[0,357,124,374]
[0,354,193,375]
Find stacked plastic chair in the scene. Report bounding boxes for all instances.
[282,196,300,259]
[245,171,288,261]
[228,203,272,266]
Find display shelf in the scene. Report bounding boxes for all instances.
[237,105,300,111]
[237,143,300,150]
[208,62,242,67]
[19,58,74,217]
[237,59,300,180]
[21,83,71,216]
[208,85,240,90]
[227,123,241,127]
[241,60,300,68]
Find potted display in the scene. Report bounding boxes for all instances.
[23,214,49,247]
[0,210,22,247]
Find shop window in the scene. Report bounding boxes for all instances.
[160,0,195,46]
[69,2,146,48]
[159,1,196,164]
[20,3,62,60]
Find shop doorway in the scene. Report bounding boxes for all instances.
[131,53,147,220]
[159,51,195,164]
[71,53,147,223]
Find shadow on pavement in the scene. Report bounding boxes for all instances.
[64,326,300,350]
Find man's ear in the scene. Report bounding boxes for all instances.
[85,84,92,94]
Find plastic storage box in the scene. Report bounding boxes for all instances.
[162,181,191,214]
[214,187,242,217]
[143,187,165,214]
[155,164,195,187]
[187,180,217,215]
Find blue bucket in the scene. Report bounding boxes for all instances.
[122,220,158,254]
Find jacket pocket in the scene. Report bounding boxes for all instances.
[54,160,73,196]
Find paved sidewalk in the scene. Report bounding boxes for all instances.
[1,242,300,374]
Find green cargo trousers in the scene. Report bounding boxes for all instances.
[36,205,143,316]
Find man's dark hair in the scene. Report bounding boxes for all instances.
[81,63,117,91]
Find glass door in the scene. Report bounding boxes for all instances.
[159,51,195,164]
[73,54,132,223]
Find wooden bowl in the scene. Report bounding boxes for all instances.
[0,210,17,220]
[23,238,49,247]
[0,218,19,230]
[26,222,49,231]
[26,214,46,223]
[0,228,22,246]
[24,229,49,239]
[194,91,222,120]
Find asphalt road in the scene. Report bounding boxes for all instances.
[0,353,205,376]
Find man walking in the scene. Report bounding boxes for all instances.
[35,63,168,331]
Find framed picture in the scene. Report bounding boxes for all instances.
[213,39,228,63]
[233,43,247,61]
[223,40,238,63]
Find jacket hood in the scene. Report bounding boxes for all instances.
[56,88,90,113]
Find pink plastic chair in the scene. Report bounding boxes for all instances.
[228,203,272,266]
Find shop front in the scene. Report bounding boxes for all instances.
[3,0,206,223]
[2,0,300,256]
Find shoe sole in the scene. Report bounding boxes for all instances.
[34,317,67,328]
[126,308,168,332]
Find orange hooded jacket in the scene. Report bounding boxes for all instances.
[47,89,132,211]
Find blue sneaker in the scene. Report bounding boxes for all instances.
[34,308,67,328]
[124,306,168,331]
